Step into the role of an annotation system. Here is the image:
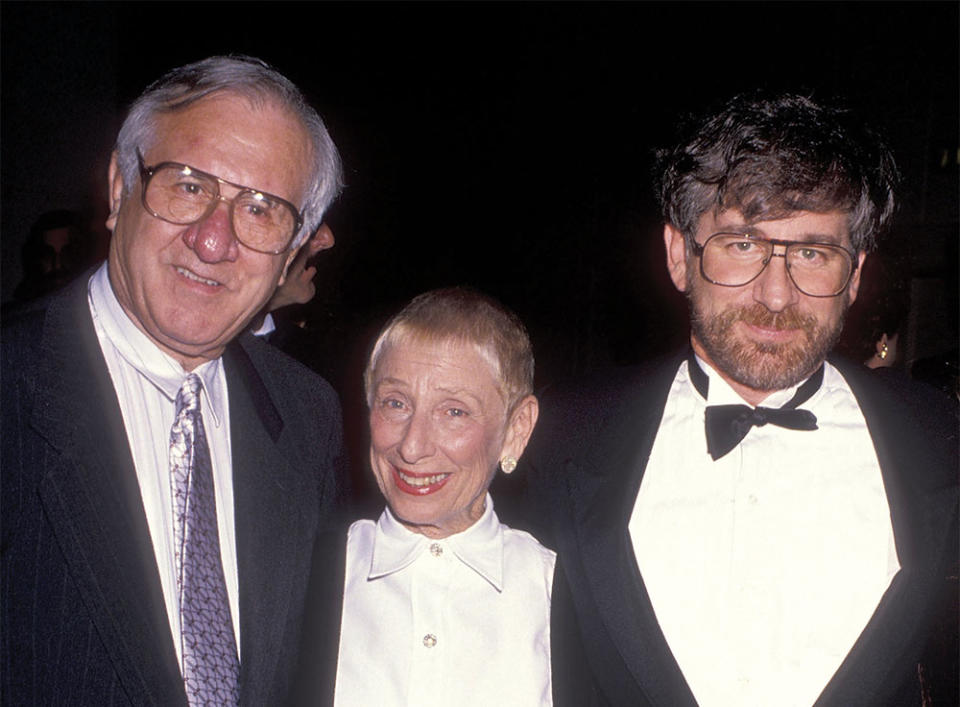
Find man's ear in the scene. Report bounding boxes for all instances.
[664,224,690,292]
[278,223,335,285]
[846,251,868,305]
[312,223,335,251]
[106,151,125,232]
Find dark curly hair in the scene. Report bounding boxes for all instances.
[654,92,899,253]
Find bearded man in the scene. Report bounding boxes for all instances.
[530,93,958,707]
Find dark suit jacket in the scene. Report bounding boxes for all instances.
[287,525,349,707]
[1,273,346,705]
[528,351,959,706]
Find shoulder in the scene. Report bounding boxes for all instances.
[832,356,958,436]
[502,524,557,572]
[1,300,47,392]
[541,353,682,413]
[345,518,377,546]
[2,284,90,410]
[235,331,340,408]
[498,523,556,606]
[530,351,685,461]
[2,296,50,342]
[2,284,79,363]
[229,331,344,446]
[831,356,958,488]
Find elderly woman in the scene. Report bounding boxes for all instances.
[293,287,554,705]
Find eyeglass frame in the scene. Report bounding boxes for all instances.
[689,232,860,298]
[136,150,303,255]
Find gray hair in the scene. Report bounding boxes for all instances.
[364,288,536,413]
[654,93,898,253]
[114,55,342,248]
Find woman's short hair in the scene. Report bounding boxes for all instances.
[654,92,898,253]
[114,54,342,248]
[364,288,535,412]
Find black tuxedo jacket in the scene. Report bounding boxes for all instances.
[528,352,958,707]
[1,274,346,705]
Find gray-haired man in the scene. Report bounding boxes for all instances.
[2,56,345,705]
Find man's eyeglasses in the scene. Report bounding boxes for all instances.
[137,152,302,255]
[690,233,858,298]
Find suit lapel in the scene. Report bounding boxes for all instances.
[562,354,954,707]
[30,281,186,706]
[225,339,317,704]
[568,355,699,706]
[813,362,958,707]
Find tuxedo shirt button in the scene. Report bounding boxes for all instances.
[422,633,438,648]
[429,543,443,557]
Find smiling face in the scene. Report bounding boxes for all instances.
[368,338,534,538]
[106,93,314,370]
[665,209,865,405]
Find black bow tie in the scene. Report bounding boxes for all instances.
[688,354,822,461]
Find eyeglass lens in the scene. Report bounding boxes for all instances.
[144,164,297,253]
[702,234,853,296]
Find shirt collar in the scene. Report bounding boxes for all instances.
[87,263,224,425]
[691,353,807,409]
[369,493,505,592]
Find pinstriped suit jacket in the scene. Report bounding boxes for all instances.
[1,273,346,705]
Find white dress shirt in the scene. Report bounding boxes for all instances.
[630,356,899,707]
[87,264,240,665]
[250,311,276,338]
[335,495,555,706]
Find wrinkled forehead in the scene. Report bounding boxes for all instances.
[145,93,313,195]
[373,331,507,399]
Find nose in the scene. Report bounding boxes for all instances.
[398,410,435,464]
[182,202,240,263]
[752,250,800,312]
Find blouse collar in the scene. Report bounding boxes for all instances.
[369,493,505,592]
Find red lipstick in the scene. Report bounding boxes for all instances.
[391,465,452,496]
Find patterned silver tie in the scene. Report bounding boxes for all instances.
[170,374,240,705]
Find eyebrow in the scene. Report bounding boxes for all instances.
[374,377,408,391]
[374,379,484,404]
[720,227,848,245]
[436,386,484,404]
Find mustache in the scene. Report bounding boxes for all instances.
[730,303,819,331]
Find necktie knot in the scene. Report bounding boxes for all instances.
[175,374,202,416]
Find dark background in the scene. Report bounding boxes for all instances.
[3,2,957,492]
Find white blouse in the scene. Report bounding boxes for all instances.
[335,495,555,706]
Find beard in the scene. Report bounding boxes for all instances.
[688,292,848,392]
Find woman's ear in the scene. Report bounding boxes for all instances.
[499,395,540,472]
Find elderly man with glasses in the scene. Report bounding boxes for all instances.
[531,93,958,707]
[2,56,345,705]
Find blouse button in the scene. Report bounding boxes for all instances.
[422,633,438,648]
[429,543,443,557]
